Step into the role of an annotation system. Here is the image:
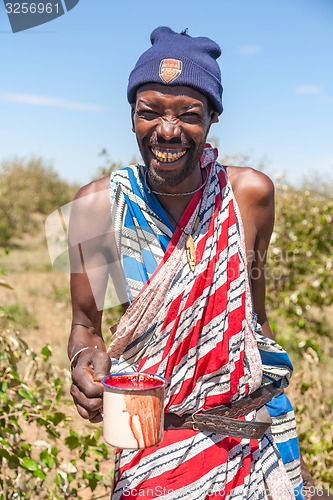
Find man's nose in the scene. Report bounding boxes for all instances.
[156,119,181,142]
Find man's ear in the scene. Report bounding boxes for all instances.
[131,105,135,132]
[210,111,219,124]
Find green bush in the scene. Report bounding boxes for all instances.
[0,158,78,247]
[1,302,38,329]
[92,149,124,180]
[265,182,333,488]
[0,268,114,500]
[0,327,114,500]
[266,183,333,346]
[0,248,121,497]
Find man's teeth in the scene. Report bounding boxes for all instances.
[151,148,187,163]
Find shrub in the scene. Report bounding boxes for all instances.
[265,182,333,489]
[2,302,38,329]
[266,183,333,347]
[0,326,114,500]
[0,158,78,247]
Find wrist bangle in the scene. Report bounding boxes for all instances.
[70,345,98,371]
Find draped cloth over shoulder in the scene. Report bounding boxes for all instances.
[107,146,295,499]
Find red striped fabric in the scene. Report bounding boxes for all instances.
[108,147,295,499]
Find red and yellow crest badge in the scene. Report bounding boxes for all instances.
[159,59,182,84]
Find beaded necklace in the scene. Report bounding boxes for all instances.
[163,203,202,272]
[144,166,207,272]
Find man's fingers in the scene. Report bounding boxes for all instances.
[71,349,111,398]
[89,412,103,424]
[91,350,112,380]
[75,402,101,422]
[70,383,103,411]
[69,348,111,421]
[70,383,103,421]
[72,367,102,398]
[75,348,111,377]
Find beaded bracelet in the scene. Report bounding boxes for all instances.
[70,345,98,371]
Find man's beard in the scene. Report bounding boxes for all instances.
[139,140,207,187]
[147,158,197,186]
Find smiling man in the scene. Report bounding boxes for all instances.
[133,83,217,189]
[68,27,315,499]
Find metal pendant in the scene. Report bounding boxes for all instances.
[185,234,196,272]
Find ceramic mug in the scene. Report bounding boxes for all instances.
[101,372,166,449]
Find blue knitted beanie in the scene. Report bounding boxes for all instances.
[127,26,223,114]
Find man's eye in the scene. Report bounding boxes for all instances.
[179,112,200,122]
[136,110,158,120]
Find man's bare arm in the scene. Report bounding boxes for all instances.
[247,170,275,337]
[68,177,116,422]
[228,166,275,338]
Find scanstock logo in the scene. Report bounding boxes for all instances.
[2,0,80,33]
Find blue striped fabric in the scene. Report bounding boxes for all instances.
[255,323,304,498]
[111,166,173,302]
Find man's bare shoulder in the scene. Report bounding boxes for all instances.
[74,176,110,203]
[69,176,111,244]
[71,176,111,220]
[225,165,274,207]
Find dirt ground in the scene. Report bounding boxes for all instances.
[1,227,71,365]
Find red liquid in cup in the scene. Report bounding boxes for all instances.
[103,373,165,390]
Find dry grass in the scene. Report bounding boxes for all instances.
[1,222,71,369]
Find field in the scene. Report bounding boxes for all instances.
[1,219,117,499]
[1,160,333,498]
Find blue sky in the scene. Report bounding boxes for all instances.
[0,0,332,186]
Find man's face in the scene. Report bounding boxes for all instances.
[131,84,218,187]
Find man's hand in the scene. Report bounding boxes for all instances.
[70,347,112,423]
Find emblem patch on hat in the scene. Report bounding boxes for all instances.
[159,59,182,84]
